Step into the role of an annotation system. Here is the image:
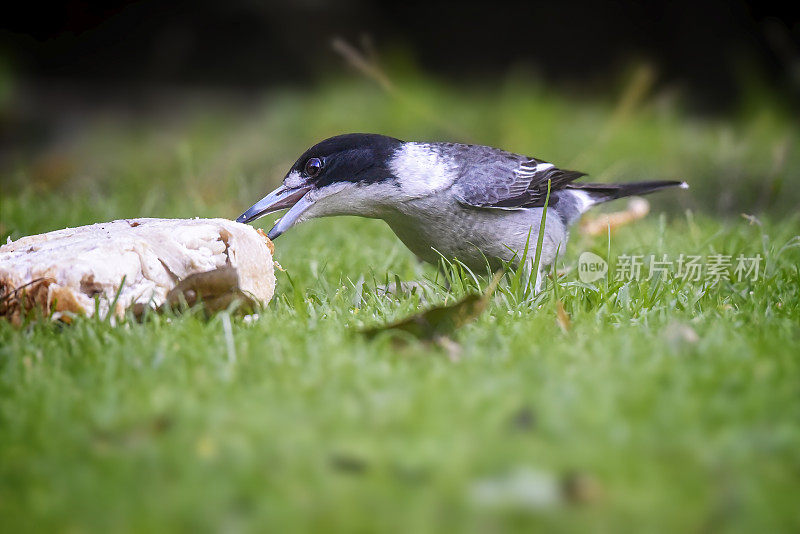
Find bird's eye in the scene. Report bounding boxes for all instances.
[305,157,323,177]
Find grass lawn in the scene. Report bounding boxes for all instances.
[1,74,799,532]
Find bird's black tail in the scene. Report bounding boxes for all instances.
[566,180,688,204]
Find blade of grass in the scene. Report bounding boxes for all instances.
[529,179,552,297]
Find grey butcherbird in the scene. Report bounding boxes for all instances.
[237,133,686,291]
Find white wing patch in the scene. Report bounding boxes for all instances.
[516,161,554,178]
[389,143,458,198]
[501,160,555,199]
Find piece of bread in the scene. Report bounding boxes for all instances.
[0,218,275,324]
[579,197,650,237]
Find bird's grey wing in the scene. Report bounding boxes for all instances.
[452,150,586,209]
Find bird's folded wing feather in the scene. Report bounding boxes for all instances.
[453,152,586,209]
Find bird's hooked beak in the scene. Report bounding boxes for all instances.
[235,184,313,240]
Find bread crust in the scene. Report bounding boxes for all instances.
[1,218,275,324]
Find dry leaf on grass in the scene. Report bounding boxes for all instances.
[161,265,259,316]
[362,271,503,341]
[555,301,571,333]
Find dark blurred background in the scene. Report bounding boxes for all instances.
[2,0,798,106]
[0,0,798,195]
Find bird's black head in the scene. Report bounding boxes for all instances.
[289,133,403,188]
[236,133,404,239]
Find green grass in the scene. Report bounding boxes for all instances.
[1,73,800,533]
